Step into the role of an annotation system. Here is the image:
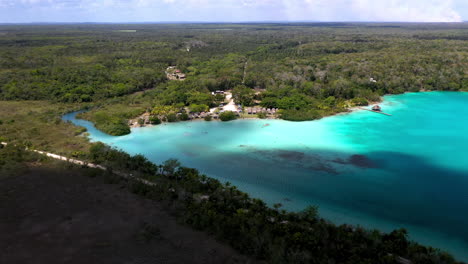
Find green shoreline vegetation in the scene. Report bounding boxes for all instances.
[1,23,465,135]
[1,23,467,262]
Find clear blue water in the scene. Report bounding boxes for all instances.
[63,92,468,261]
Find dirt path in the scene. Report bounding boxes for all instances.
[32,149,157,186]
[2,142,156,186]
[242,60,248,84]
[223,92,238,112]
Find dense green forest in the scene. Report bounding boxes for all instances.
[1,23,467,133]
[0,144,463,263]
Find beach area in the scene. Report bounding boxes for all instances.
[127,89,389,129]
[128,90,281,128]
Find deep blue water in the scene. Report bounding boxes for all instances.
[63,92,468,261]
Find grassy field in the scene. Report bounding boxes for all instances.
[0,101,90,156]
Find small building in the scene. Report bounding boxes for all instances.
[210,90,225,96]
[166,66,186,81]
[372,105,381,112]
[177,73,186,80]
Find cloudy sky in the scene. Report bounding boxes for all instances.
[0,0,467,23]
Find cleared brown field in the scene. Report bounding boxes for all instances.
[0,158,253,264]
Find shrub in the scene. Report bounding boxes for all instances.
[219,111,237,121]
[351,97,369,106]
[74,127,87,136]
[149,116,161,125]
[71,151,85,158]
[189,104,209,113]
[204,115,212,121]
[98,120,130,136]
[257,112,267,119]
[179,113,190,121]
[279,109,322,121]
[166,113,178,122]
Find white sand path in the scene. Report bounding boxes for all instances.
[209,91,238,113]
[223,92,237,112]
[1,142,156,186]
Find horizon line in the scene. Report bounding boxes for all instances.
[1,21,467,25]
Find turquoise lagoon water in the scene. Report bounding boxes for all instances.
[63,92,468,260]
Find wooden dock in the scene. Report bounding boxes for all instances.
[358,107,392,116]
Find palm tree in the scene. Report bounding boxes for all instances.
[163,158,180,176]
[273,203,283,210]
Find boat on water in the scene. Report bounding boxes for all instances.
[372,105,382,112]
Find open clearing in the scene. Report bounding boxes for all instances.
[0,164,253,264]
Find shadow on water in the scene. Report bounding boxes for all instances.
[207,147,468,245]
[63,111,468,259]
[366,151,468,241]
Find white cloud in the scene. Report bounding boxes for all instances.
[0,0,464,22]
[282,0,462,22]
[349,0,462,22]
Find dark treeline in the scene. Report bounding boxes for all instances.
[0,143,462,263]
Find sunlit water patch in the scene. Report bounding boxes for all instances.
[63,92,468,260]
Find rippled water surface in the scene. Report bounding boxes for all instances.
[63,92,468,260]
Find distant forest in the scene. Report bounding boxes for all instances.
[0,23,466,123]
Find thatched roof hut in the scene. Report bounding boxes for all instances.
[372,105,381,112]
